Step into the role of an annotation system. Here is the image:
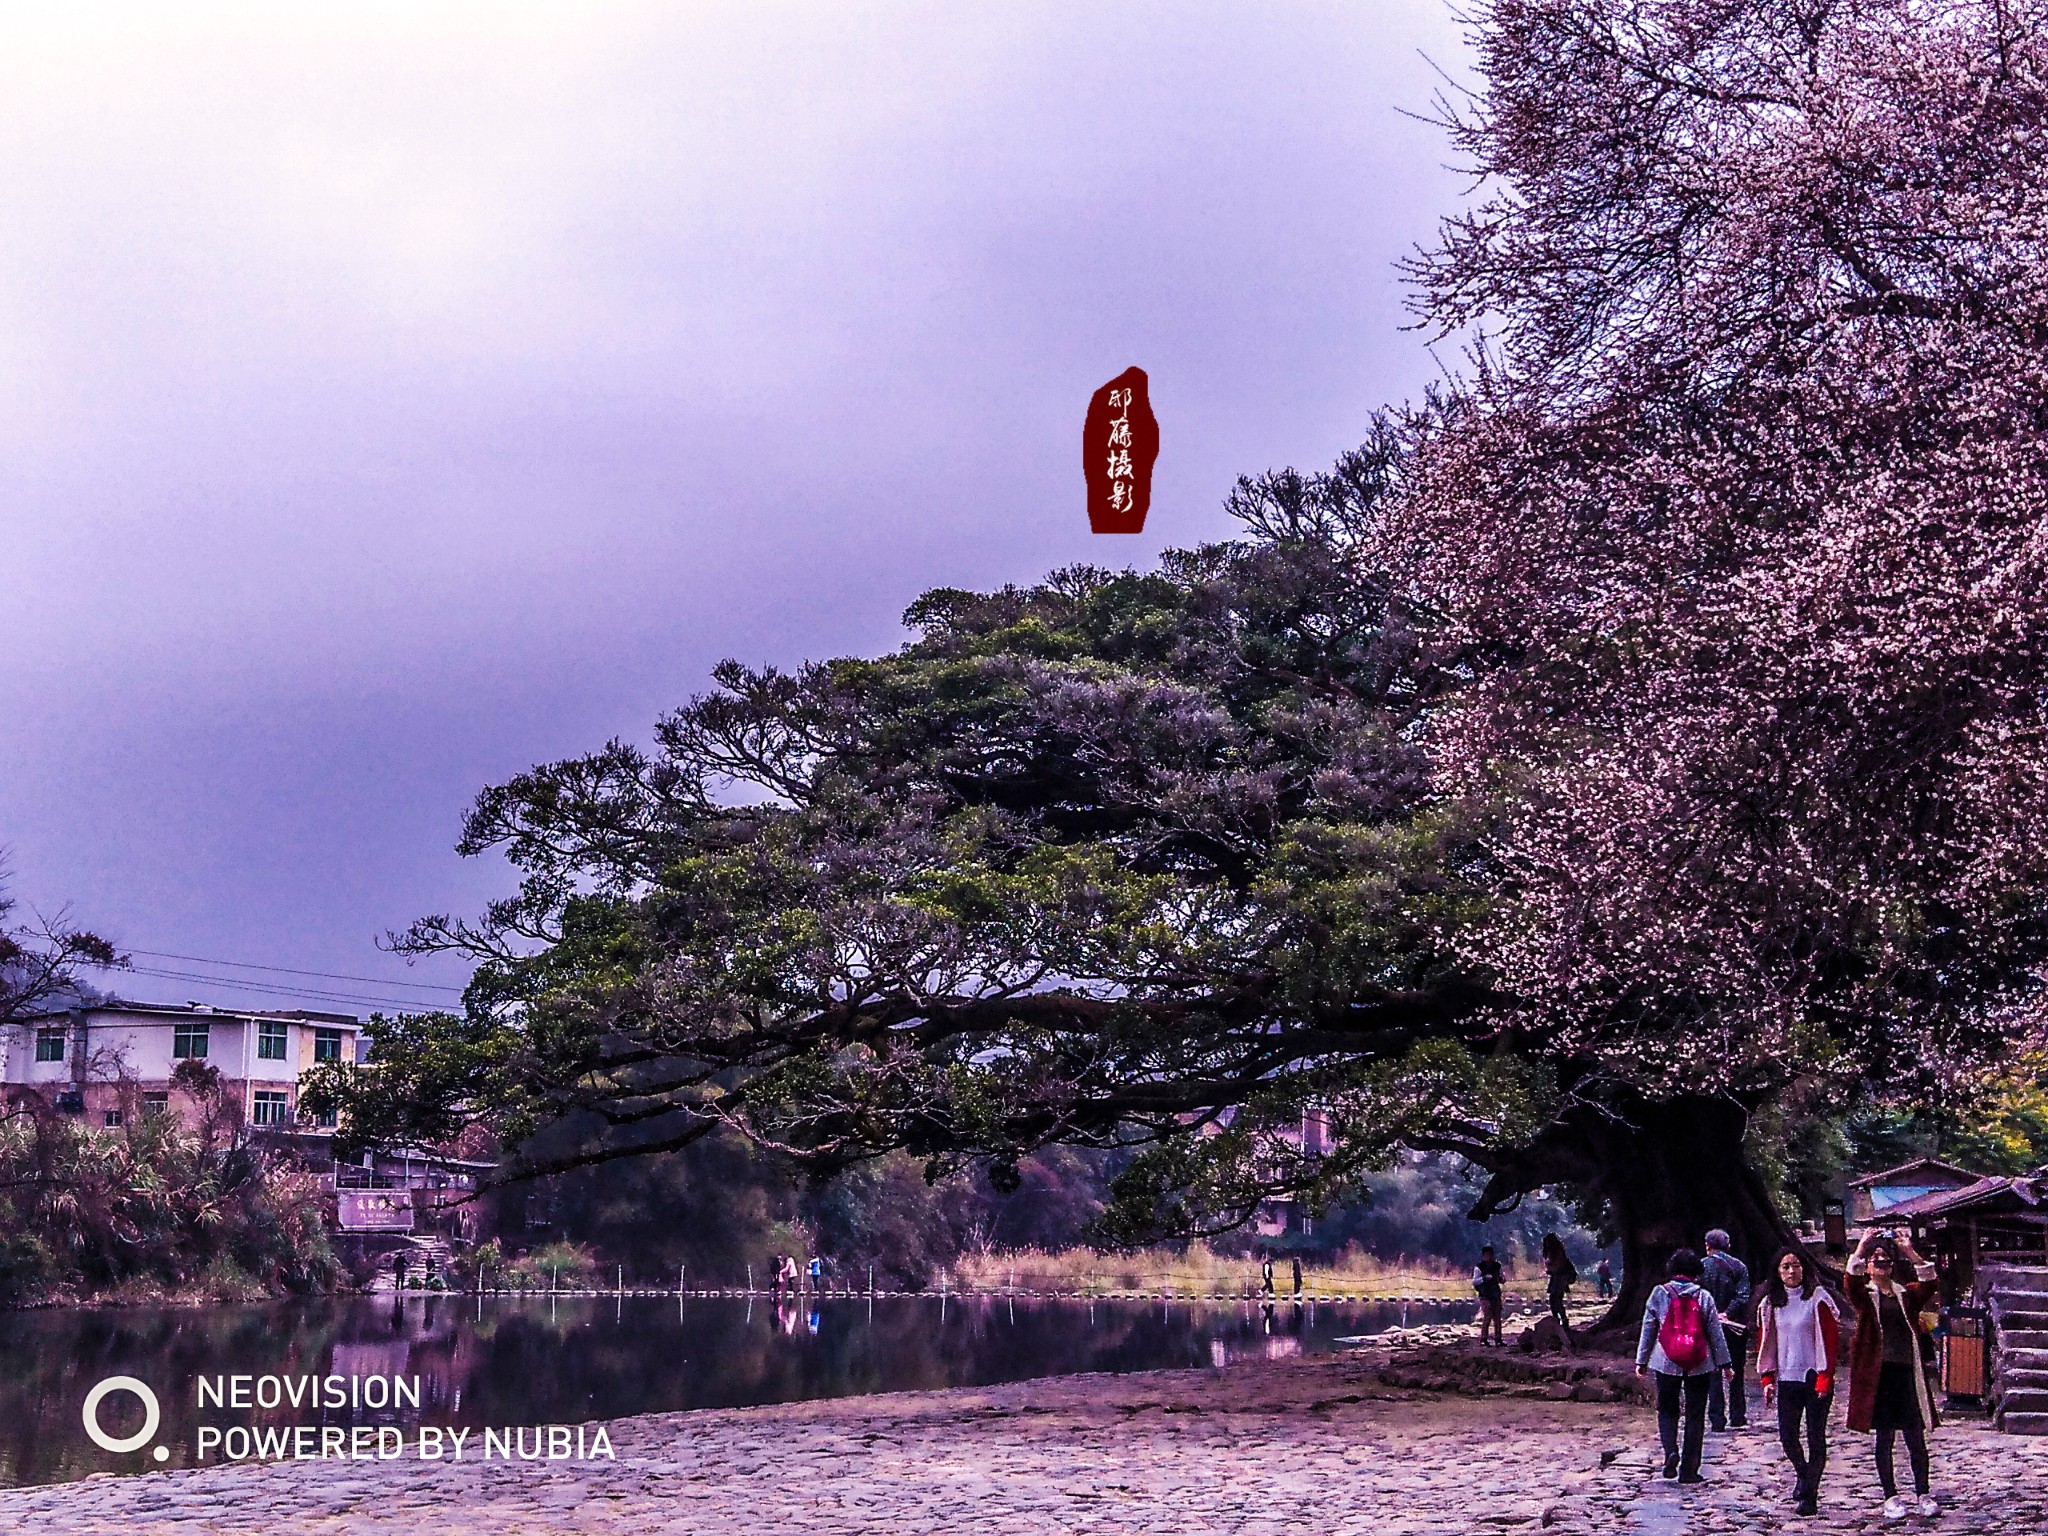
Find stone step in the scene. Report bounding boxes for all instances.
[1997,1311,2048,1332]
[1996,1388,2048,1415]
[1997,1411,2048,1435]
[1993,1290,2048,1309]
[1998,1347,2048,1372]
[1997,1329,2048,1350]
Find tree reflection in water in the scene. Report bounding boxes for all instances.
[0,1295,1471,1487]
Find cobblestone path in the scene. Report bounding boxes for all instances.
[0,1352,2041,1533]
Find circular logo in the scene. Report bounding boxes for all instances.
[82,1376,160,1455]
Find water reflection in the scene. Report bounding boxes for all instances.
[0,1293,1473,1487]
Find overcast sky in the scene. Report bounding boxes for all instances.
[0,1,1470,1013]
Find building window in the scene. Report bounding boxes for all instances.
[35,1028,66,1062]
[142,1092,170,1120]
[314,1028,345,1063]
[312,1103,338,1129]
[258,1019,288,1060]
[173,1022,209,1059]
[251,1091,290,1127]
[103,1108,125,1128]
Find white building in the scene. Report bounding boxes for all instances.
[0,999,364,1134]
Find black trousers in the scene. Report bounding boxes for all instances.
[1709,1324,1749,1427]
[1873,1364,1930,1497]
[1774,1380,1829,1495]
[1655,1371,1712,1476]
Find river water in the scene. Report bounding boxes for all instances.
[1,1292,1483,1487]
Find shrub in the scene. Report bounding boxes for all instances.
[0,1094,333,1305]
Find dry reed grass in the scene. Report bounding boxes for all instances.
[950,1244,1550,1298]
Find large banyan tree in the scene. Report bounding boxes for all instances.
[313,0,2048,1324]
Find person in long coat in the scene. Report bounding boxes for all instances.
[1844,1230,1941,1521]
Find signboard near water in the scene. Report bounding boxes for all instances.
[337,1191,413,1232]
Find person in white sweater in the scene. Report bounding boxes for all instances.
[1755,1247,1842,1519]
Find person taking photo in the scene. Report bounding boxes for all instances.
[1845,1230,1942,1523]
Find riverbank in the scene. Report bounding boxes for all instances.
[18,1280,1558,1308]
[4,1275,310,1311]
[953,1245,1565,1301]
[6,1342,2044,1533]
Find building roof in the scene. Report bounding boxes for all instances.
[1845,1157,1988,1191]
[15,999,360,1027]
[1881,1169,2048,1222]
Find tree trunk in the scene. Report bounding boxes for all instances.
[1462,1089,1801,1348]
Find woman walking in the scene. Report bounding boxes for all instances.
[1846,1231,1941,1522]
[1542,1233,1577,1328]
[1755,1247,1840,1517]
[1636,1248,1735,1484]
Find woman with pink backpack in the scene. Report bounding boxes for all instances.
[1635,1247,1736,1484]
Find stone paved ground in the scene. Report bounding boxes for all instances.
[1,1350,2042,1534]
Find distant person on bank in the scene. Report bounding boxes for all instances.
[1261,1251,1276,1296]
[1291,1255,1304,1297]
[1756,1246,1840,1518]
[1541,1232,1577,1328]
[1471,1245,1506,1347]
[1700,1228,1754,1431]
[1846,1231,1942,1523]
[1596,1256,1614,1300]
[1635,1248,1735,1484]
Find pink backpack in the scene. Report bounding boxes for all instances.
[1659,1288,1710,1370]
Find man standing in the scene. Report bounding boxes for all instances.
[1701,1228,1753,1431]
[1472,1244,1506,1347]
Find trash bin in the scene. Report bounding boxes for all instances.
[1943,1309,1987,1402]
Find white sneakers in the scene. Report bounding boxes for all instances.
[1880,1493,1940,1522]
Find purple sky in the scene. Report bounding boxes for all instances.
[0,3,1469,1013]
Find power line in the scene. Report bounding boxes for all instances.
[116,965,449,1014]
[119,968,426,1011]
[119,948,463,994]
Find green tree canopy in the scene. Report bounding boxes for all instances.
[320,523,1530,1239]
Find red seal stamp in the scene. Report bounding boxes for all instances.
[1084,366,1158,533]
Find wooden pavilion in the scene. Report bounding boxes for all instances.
[1882,1167,2048,1303]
